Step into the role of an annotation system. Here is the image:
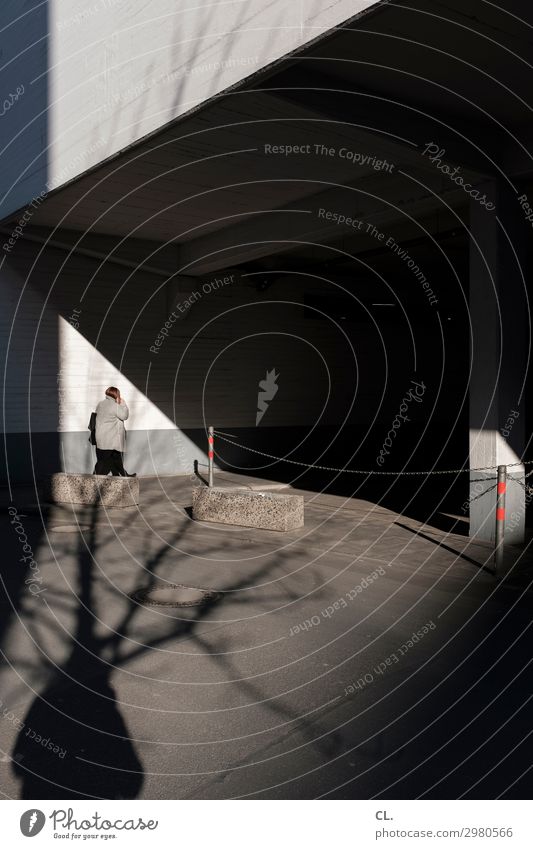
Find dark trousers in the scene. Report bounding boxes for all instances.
[94,448,127,476]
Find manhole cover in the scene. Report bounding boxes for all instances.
[132,584,220,607]
[50,525,91,533]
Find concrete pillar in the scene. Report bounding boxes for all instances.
[469,181,528,543]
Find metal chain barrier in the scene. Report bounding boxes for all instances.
[209,428,531,579]
[214,432,532,477]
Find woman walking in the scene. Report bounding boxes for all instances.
[93,386,136,476]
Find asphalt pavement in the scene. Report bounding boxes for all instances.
[1,474,532,799]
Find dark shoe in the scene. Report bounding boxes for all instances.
[124,472,136,477]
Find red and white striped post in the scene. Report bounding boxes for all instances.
[208,426,214,487]
[494,464,507,575]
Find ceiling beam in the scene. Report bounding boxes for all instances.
[179,172,468,275]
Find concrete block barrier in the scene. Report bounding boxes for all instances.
[192,486,304,531]
[43,473,139,507]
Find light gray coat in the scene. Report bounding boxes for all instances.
[95,397,129,452]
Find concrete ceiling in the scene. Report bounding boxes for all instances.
[299,0,533,131]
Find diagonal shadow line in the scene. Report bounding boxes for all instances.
[393,521,495,576]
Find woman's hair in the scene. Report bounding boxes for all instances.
[105,386,120,401]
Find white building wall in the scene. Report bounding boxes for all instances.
[0,237,373,480]
[1,0,379,220]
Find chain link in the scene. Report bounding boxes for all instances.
[214,432,532,477]
[511,477,533,496]
[467,482,499,503]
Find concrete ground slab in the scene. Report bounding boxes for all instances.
[43,472,139,507]
[1,472,532,799]
[193,487,304,531]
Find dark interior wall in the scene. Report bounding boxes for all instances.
[1,245,59,486]
[0,225,468,504]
